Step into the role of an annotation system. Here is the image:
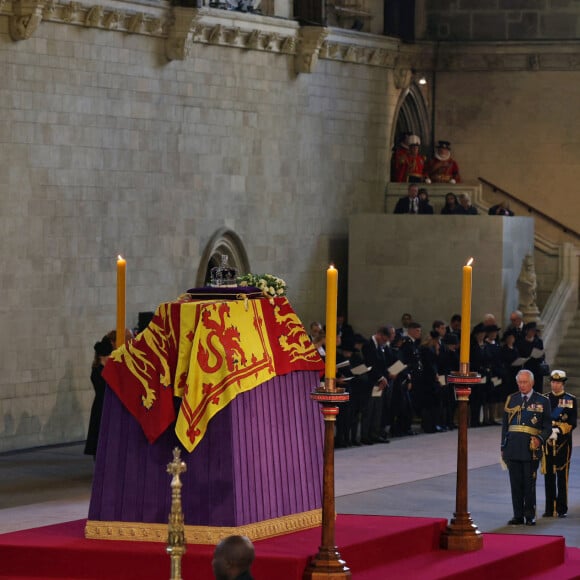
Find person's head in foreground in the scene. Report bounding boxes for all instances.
[213,535,255,580]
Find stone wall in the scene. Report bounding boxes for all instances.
[348,214,535,338]
[431,43,580,235]
[0,12,404,452]
[1,3,579,452]
[419,0,580,41]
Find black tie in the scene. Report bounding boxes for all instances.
[522,396,528,408]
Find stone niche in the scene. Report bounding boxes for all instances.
[348,214,534,336]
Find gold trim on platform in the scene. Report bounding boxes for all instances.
[85,509,322,544]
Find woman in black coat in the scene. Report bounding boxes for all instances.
[84,335,114,458]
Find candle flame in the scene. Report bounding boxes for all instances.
[118,255,124,261]
[466,257,474,266]
[329,264,335,269]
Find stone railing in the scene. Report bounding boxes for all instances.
[540,242,580,365]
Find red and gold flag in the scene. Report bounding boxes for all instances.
[102,302,181,443]
[175,298,277,451]
[104,295,323,449]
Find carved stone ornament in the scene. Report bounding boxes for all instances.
[84,5,102,28]
[393,66,412,89]
[245,29,260,49]
[127,13,144,34]
[165,6,200,61]
[10,0,45,40]
[208,23,223,44]
[295,26,329,74]
[517,253,541,321]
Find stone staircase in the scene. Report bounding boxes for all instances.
[552,308,580,398]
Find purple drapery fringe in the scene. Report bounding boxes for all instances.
[88,370,324,527]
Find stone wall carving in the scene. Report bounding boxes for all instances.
[517,253,541,323]
[0,0,430,77]
[9,0,45,40]
[295,26,328,74]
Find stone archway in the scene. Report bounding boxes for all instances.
[392,81,431,155]
[196,228,250,288]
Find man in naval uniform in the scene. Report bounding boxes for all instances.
[501,369,552,526]
[542,369,577,518]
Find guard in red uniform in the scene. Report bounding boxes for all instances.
[425,140,461,184]
[391,132,411,182]
[394,135,427,183]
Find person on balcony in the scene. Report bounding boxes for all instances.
[391,131,411,182]
[441,192,460,214]
[425,140,461,184]
[456,193,478,215]
[393,135,429,183]
[394,184,432,214]
[489,201,514,216]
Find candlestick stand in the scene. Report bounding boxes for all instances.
[304,378,351,579]
[440,366,483,551]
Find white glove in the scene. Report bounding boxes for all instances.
[548,428,559,441]
[450,179,456,184]
[424,178,431,184]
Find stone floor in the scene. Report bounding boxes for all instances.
[2,425,580,547]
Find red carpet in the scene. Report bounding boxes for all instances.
[2,515,580,579]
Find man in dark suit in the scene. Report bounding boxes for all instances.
[393,184,431,214]
[361,326,393,444]
[508,310,525,341]
[501,369,552,526]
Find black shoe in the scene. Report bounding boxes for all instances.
[508,518,524,525]
[351,440,362,447]
[373,436,390,444]
[542,512,554,518]
[361,439,374,445]
[558,513,567,518]
[525,518,536,526]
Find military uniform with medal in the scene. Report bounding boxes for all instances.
[542,369,577,518]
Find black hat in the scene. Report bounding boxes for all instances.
[523,322,538,334]
[94,339,114,357]
[501,328,516,341]
[353,333,366,345]
[341,338,355,352]
[429,330,440,339]
[437,140,451,150]
[472,322,486,334]
[443,334,459,345]
[484,324,501,333]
